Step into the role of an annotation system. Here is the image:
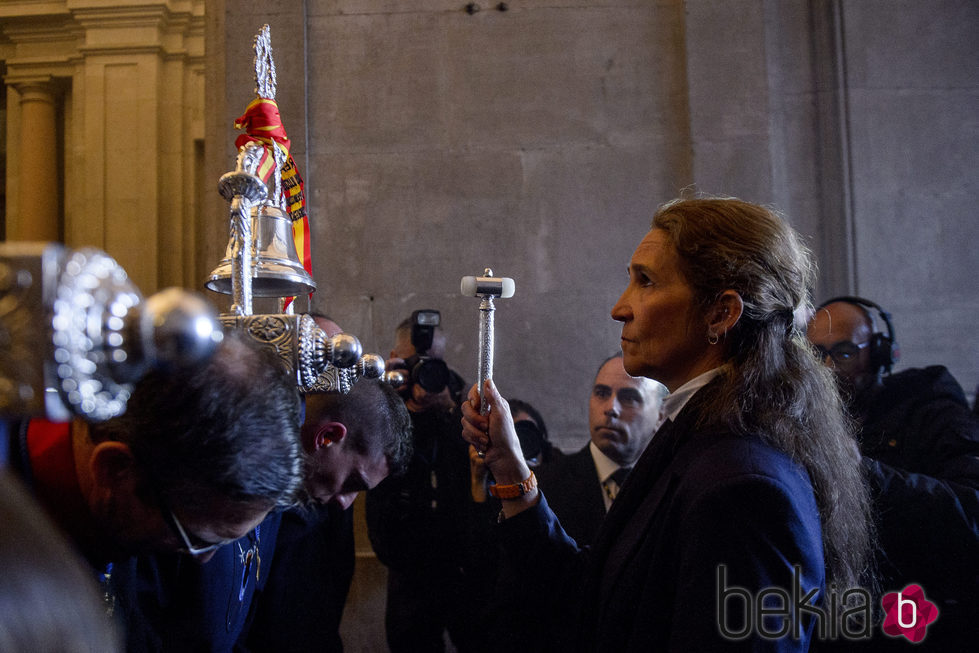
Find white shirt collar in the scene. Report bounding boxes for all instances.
[661,367,724,422]
[589,440,622,484]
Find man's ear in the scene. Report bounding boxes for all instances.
[89,441,138,494]
[313,422,348,450]
[708,290,744,336]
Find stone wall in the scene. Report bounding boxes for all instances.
[205,5,977,648]
[210,0,978,446]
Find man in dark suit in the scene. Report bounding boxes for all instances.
[241,313,359,653]
[535,354,666,545]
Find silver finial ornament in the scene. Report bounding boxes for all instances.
[1,243,222,421]
[217,143,268,316]
[254,25,277,100]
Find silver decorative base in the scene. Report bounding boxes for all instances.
[1,243,222,421]
[218,312,365,393]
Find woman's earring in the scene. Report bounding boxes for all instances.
[707,331,719,345]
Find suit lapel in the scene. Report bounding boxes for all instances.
[575,416,682,648]
[539,446,607,543]
[571,446,607,521]
[592,417,682,602]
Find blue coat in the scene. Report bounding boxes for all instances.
[112,511,282,652]
[492,385,826,652]
[243,504,354,652]
[534,444,607,546]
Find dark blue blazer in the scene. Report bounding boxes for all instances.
[113,511,282,652]
[534,444,606,546]
[114,504,355,653]
[496,385,826,652]
[243,503,354,652]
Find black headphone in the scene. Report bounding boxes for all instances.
[817,296,900,375]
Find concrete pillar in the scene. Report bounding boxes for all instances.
[9,80,60,242]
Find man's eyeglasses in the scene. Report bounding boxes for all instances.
[158,499,236,557]
[812,340,869,366]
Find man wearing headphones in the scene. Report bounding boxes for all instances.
[808,297,979,650]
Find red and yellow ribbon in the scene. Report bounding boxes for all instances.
[234,97,312,308]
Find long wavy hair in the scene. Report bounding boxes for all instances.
[653,196,874,590]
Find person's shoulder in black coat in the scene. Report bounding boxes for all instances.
[243,503,354,653]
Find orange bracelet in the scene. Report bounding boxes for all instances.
[489,470,537,500]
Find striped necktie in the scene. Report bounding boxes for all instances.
[603,466,632,502]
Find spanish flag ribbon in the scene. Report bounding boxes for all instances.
[234,97,312,308]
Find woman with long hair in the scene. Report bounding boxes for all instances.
[461,196,873,651]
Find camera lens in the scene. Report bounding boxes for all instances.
[514,419,544,461]
[413,358,450,394]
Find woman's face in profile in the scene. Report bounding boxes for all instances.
[610,229,707,392]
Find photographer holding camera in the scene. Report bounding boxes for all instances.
[387,310,466,412]
[365,311,484,652]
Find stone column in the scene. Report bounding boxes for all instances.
[9,80,60,242]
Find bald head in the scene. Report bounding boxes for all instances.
[588,355,667,466]
[807,301,879,401]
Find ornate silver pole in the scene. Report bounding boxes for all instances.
[219,143,267,316]
[478,285,495,415]
[461,268,516,416]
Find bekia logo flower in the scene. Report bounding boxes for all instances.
[881,584,938,643]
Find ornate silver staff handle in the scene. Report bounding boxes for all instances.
[461,268,516,417]
[0,243,223,421]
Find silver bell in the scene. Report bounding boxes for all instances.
[205,203,316,299]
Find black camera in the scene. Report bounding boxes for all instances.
[514,419,545,463]
[395,310,451,395]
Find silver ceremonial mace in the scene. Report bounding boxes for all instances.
[460,268,515,423]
